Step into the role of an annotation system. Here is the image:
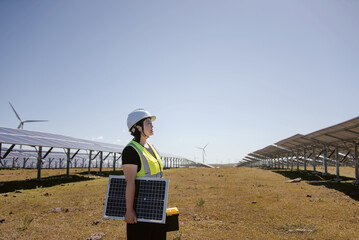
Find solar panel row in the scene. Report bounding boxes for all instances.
[0,126,208,178]
[241,116,359,184]
[0,127,123,152]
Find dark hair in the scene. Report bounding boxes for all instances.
[130,118,149,142]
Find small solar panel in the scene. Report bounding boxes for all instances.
[103,175,169,224]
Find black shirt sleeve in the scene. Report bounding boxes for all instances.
[122,146,141,172]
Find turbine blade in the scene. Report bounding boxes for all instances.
[23,120,48,123]
[9,102,22,121]
[17,123,22,129]
[204,143,209,149]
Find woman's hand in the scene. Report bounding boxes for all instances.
[125,209,137,223]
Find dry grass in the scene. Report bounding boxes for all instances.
[1,167,359,239]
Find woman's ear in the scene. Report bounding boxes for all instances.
[136,125,142,132]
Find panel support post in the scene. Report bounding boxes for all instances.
[312,146,317,174]
[37,146,42,181]
[334,146,342,182]
[322,145,328,176]
[23,157,27,168]
[303,149,307,171]
[290,153,293,171]
[99,151,103,173]
[88,150,92,174]
[354,145,359,185]
[296,151,299,171]
[113,153,116,172]
[66,148,71,178]
[286,153,289,169]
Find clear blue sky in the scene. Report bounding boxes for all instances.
[1,0,359,164]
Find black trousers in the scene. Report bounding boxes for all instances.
[126,222,166,240]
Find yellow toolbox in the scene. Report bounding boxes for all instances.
[165,207,179,232]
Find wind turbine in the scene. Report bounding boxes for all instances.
[9,102,48,129]
[197,143,208,163]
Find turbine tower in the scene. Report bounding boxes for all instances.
[9,102,48,129]
[197,143,208,163]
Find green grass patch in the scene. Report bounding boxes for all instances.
[1,167,359,239]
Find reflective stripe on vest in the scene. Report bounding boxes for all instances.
[128,141,163,178]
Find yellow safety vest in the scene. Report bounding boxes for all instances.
[126,140,164,178]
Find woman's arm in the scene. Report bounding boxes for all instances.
[123,164,138,223]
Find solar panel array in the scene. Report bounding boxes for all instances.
[243,117,359,162]
[103,176,169,224]
[0,127,124,152]
[0,126,211,171]
[241,116,359,183]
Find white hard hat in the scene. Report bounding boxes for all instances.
[127,108,156,131]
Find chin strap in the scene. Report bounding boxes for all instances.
[138,126,147,137]
[141,130,147,137]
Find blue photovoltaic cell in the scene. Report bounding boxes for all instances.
[103,176,169,224]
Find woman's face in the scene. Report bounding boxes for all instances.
[142,118,153,137]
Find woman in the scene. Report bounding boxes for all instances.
[122,108,166,240]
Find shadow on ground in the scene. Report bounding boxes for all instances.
[0,170,124,193]
[78,170,124,177]
[271,169,359,201]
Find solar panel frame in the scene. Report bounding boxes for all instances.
[103,176,169,224]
